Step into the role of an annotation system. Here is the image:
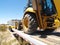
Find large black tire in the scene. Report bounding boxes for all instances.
[18,21,23,30]
[22,13,38,34]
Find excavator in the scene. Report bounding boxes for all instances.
[18,0,60,34]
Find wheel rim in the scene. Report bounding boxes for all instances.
[24,17,29,28]
[23,16,29,32]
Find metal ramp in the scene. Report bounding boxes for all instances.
[12,29,60,45]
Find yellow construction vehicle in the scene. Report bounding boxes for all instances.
[19,0,60,34]
[9,21,19,31]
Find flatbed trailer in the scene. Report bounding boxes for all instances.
[12,29,60,45]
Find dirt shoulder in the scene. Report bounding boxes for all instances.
[0,25,20,45]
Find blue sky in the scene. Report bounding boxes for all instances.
[0,0,27,24]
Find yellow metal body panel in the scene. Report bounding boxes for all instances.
[25,7,35,13]
[11,26,15,28]
[54,0,60,27]
[54,19,60,28]
[54,0,60,18]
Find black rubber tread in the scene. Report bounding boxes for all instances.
[18,21,23,30]
[23,13,38,34]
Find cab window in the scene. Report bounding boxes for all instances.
[41,0,57,15]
